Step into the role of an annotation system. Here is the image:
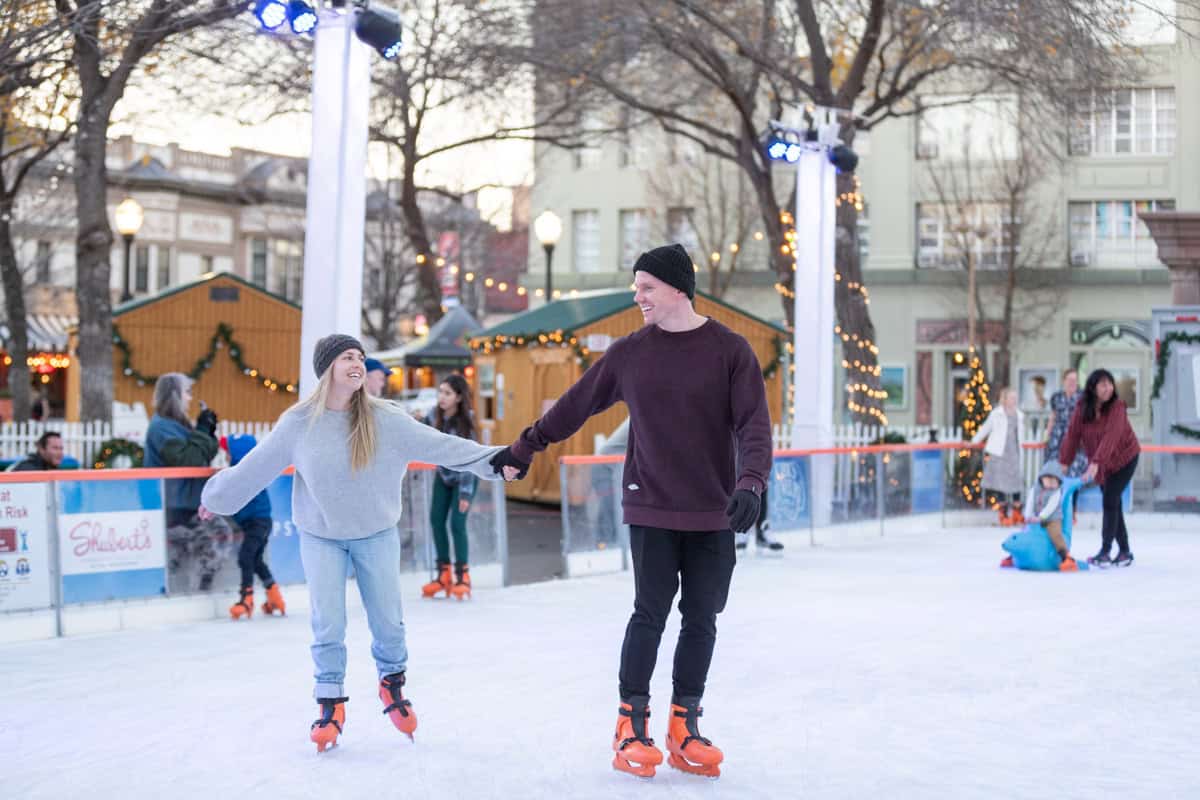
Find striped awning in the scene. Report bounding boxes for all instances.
[0,314,75,352]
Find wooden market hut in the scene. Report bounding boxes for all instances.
[470,289,787,504]
[372,305,481,394]
[66,273,301,422]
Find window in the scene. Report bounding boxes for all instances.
[273,240,303,302]
[251,238,268,287]
[572,210,600,273]
[35,241,51,284]
[135,245,150,293]
[666,207,700,261]
[619,210,650,269]
[157,247,172,290]
[1071,88,1175,156]
[618,108,648,168]
[573,114,602,170]
[917,95,1018,161]
[200,254,214,275]
[1068,199,1174,268]
[916,203,1016,269]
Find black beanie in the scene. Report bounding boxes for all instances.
[313,333,365,379]
[632,243,695,299]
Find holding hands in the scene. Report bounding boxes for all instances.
[490,447,530,482]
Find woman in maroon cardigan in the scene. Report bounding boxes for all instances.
[1059,369,1141,567]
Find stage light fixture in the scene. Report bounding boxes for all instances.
[254,0,288,30]
[287,0,318,34]
[355,5,403,59]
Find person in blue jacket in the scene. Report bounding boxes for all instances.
[222,434,286,618]
[143,372,230,592]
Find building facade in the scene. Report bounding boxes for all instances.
[524,24,1199,439]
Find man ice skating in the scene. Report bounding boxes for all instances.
[491,243,772,779]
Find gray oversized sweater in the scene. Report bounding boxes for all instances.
[201,403,503,540]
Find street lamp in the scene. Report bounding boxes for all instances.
[534,210,562,300]
[115,197,144,302]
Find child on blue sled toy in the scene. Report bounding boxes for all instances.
[1000,462,1087,572]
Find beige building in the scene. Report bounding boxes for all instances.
[526,23,1199,439]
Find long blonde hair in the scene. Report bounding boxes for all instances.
[296,371,401,471]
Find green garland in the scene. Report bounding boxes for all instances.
[93,437,144,469]
[469,329,593,369]
[761,336,785,380]
[471,330,787,380]
[113,322,298,394]
[1151,331,1200,440]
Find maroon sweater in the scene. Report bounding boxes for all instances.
[1059,398,1140,483]
[510,319,773,531]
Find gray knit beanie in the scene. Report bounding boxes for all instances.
[313,333,365,379]
[632,243,695,299]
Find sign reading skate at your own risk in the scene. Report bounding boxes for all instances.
[56,479,167,604]
[0,483,52,612]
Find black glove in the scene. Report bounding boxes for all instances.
[490,447,530,480]
[196,408,219,437]
[726,488,761,533]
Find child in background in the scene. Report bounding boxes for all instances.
[223,434,287,618]
[1005,461,1078,572]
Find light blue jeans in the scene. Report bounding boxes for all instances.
[299,527,408,699]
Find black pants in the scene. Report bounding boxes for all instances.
[1100,455,1138,556]
[238,517,275,590]
[619,526,736,702]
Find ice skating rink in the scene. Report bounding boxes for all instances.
[5,524,1198,800]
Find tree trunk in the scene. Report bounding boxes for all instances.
[73,104,116,423]
[834,128,883,424]
[399,157,443,323]
[0,200,32,421]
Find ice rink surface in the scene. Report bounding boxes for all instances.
[5,524,1198,800]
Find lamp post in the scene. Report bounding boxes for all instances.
[115,197,144,302]
[534,210,562,300]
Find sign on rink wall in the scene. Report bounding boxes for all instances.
[57,479,167,603]
[768,455,811,531]
[265,474,305,585]
[0,483,52,612]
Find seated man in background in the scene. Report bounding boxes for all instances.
[10,431,65,472]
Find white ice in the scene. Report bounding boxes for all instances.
[4,524,1199,800]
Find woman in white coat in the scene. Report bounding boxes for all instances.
[971,387,1025,523]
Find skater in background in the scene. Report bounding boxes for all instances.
[364,358,392,398]
[1059,368,1140,567]
[490,244,771,779]
[419,373,478,600]
[144,373,230,592]
[1044,368,1088,477]
[200,335,502,752]
[220,434,286,619]
[10,431,64,471]
[971,387,1025,525]
[1002,461,1077,571]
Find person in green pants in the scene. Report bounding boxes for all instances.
[419,374,477,600]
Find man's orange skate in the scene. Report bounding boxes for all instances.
[612,695,663,778]
[665,699,723,778]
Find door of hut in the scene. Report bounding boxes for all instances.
[527,347,575,503]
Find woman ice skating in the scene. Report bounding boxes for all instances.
[200,334,503,752]
[971,387,1025,525]
[1059,368,1140,567]
[1044,368,1088,477]
[144,373,231,592]
[419,373,478,600]
[490,243,772,779]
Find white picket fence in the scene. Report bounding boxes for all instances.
[772,423,963,450]
[0,420,275,467]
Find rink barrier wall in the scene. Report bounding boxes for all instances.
[0,464,510,641]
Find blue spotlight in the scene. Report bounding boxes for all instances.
[254,0,288,30]
[356,5,403,59]
[766,137,789,161]
[784,143,803,163]
[287,0,318,34]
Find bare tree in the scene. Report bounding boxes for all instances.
[0,3,72,421]
[923,111,1065,391]
[645,135,757,299]
[54,0,250,422]
[514,0,1184,423]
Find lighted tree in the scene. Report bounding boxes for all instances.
[955,347,992,505]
